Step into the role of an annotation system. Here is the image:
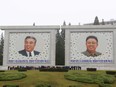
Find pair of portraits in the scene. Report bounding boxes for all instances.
[19,34,111,58]
[8,32,113,64]
[19,35,101,57]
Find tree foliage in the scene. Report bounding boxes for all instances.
[93,16,100,25]
[0,33,4,65]
[101,19,105,25]
[56,28,65,65]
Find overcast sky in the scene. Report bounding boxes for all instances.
[0,0,116,26]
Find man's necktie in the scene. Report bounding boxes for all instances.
[29,52,32,57]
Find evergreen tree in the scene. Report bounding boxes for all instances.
[56,28,65,65]
[93,16,100,25]
[33,22,35,26]
[68,22,71,26]
[101,19,105,25]
[0,33,4,65]
[63,21,66,26]
[55,21,66,65]
[61,21,66,39]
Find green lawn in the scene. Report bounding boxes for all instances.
[0,70,116,87]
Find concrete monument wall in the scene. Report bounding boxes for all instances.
[1,26,59,67]
[63,25,116,70]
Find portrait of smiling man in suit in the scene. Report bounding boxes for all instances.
[18,36,40,57]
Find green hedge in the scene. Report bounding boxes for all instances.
[35,82,51,87]
[106,71,116,75]
[68,84,83,87]
[3,85,19,87]
[0,70,5,72]
[0,72,27,81]
[87,68,97,71]
[64,72,115,85]
[99,83,112,87]
[18,69,27,72]
[39,68,68,72]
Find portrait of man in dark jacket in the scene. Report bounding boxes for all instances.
[18,36,40,57]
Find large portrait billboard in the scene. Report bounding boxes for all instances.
[70,31,113,64]
[1,26,58,66]
[8,32,51,64]
[8,32,50,64]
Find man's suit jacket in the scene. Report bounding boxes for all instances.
[82,50,101,57]
[18,49,40,57]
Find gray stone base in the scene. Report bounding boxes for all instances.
[81,66,116,70]
[0,66,8,70]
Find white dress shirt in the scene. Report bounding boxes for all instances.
[26,51,34,57]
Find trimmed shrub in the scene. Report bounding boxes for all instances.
[69,85,82,87]
[0,72,27,81]
[3,85,19,87]
[18,69,27,72]
[99,83,112,87]
[35,82,51,87]
[0,70,5,72]
[64,71,115,85]
[68,85,82,87]
[39,68,68,72]
[87,68,97,71]
[106,71,116,75]
[103,75,115,84]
